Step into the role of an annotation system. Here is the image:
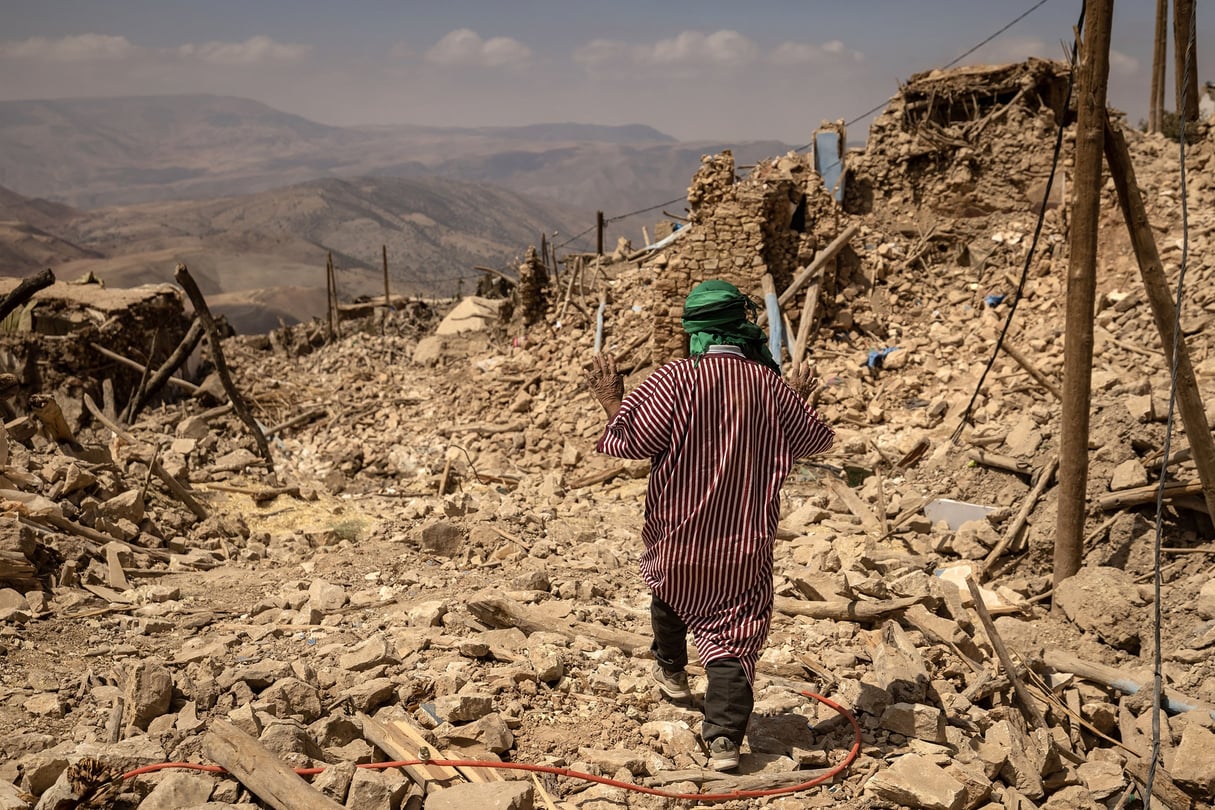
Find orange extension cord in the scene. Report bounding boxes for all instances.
[121,690,861,803]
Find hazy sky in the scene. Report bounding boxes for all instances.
[0,1,1208,143]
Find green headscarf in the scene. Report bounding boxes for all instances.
[681,280,781,375]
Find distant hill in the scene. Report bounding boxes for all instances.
[0,95,798,214]
[0,220,100,272]
[37,175,591,331]
[0,184,80,232]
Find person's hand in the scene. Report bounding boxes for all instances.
[787,361,820,402]
[585,352,624,418]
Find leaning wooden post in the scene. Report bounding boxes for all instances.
[1104,114,1215,521]
[0,267,54,323]
[791,267,824,370]
[758,223,859,326]
[1055,0,1113,589]
[174,264,274,474]
[131,318,205,420]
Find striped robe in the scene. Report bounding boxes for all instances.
[596,346,834,680]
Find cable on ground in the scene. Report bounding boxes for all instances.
[119,689,861,803]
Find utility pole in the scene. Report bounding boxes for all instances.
[596,211,605,256]
[1055,0,1114,589]
[382,244,390,307]
[1173,0,1199,122]
[1149,0,1168,132]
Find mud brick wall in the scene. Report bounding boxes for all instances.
[652,150,836,361]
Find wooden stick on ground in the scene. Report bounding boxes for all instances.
[980,454,1059,577]
[174,264,274,474]
[965,577,1048,730]
[202,721,344,810]
[0,267,54,323]
[83,394,210,520]
[776,595,923,622]
[1000,341,1062,401]
[1097,480,1206,511]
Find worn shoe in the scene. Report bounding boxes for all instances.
[708,737,740,772]
[651,662,692,700]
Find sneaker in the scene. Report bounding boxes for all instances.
[651,662,692,700]
[708,737,740,772]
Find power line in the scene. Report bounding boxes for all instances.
[951,0,1084,441]
[796,0,1058,151]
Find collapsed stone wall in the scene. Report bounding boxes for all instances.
[651,150,839,359]
[0,280,191,429]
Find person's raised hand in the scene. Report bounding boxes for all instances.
[788,361,820,402]
[584,352,624,417]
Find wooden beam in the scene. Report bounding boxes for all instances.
[202,721,345,810]
[758,223,859,325]
[174,264,274,474]
[1103,114,1215,522]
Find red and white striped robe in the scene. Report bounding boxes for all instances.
[596,346,834,681]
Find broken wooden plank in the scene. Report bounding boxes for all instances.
[131,317,206,419]
[1043,649,1215,719]
[356,712,459,788]
[90,342,200,393]
[202,720,344,810]
[825,477,883,535]
[965,576,1047,729]
[1097,480,1206,511]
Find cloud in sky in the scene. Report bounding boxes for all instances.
[0,33,137,62]
[0,33,310,68]
[574,29,862,73]
[424,29,532,68]
[178,36,311,66]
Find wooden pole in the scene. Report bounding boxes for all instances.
[1104,115,1215,522]
[596,210,605,256]
[1150,0,1168,132]
[1055,0,1113,589]
[966,577,1049,729]
[202,721,344,810]
[325,252,335,340]
[1173,0,1199,122]
[131,318,205,420]
[382,244,390,307]
[174,264,275,474]
[791,269,823,370]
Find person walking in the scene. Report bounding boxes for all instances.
[584,279,834,771]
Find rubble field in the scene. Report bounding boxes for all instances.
[1,60,1214,810]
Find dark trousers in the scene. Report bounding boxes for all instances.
[650,595,753,746]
